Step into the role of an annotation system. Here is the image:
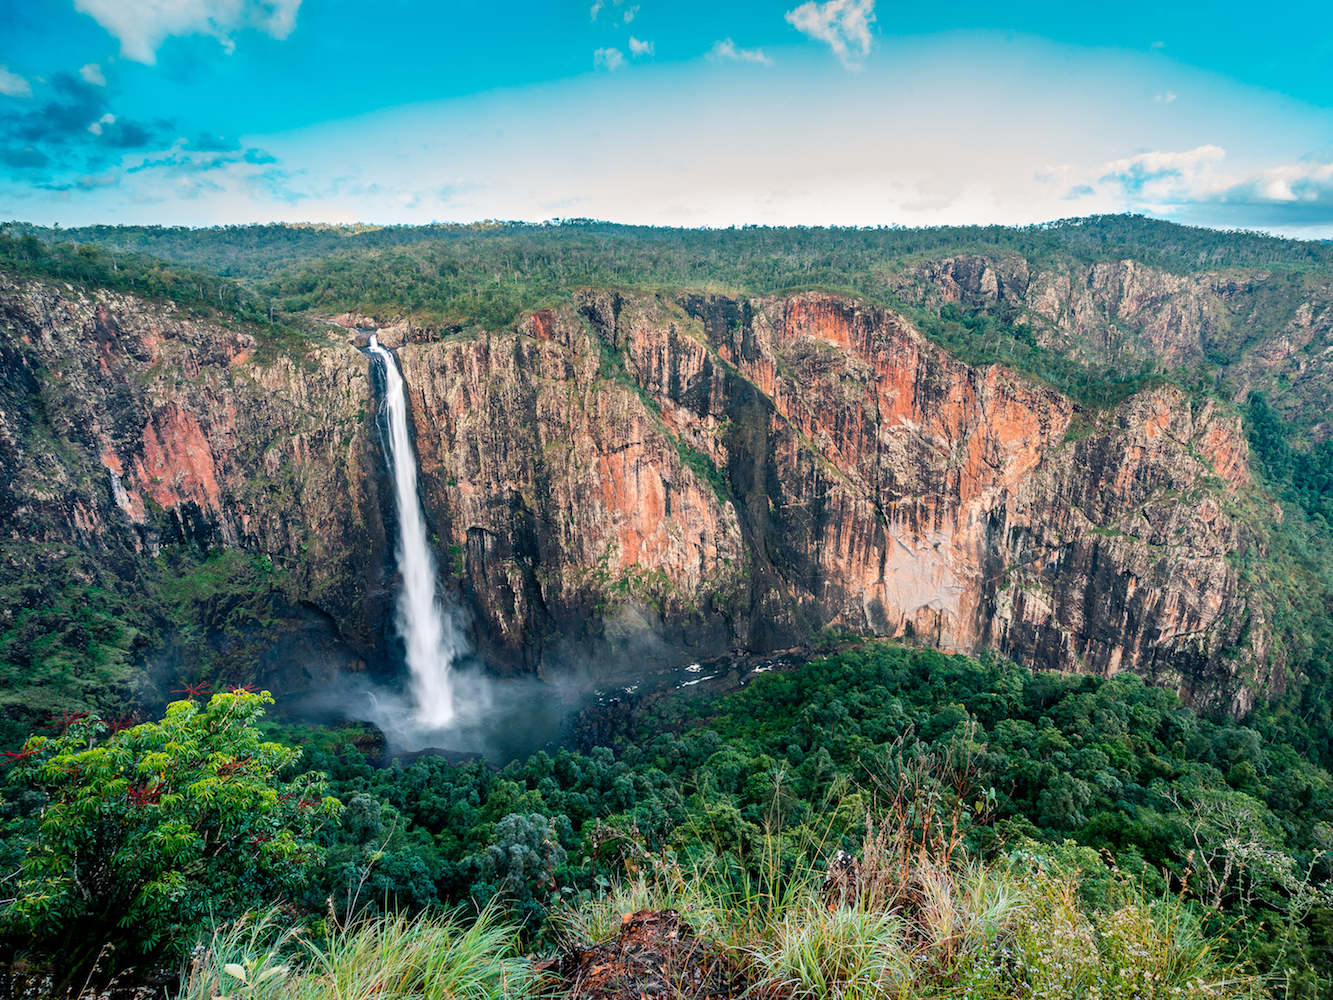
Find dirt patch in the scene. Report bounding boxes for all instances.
[548,909,784,1000]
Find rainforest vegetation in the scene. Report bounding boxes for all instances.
[5,644,1333,997]
[7,216,1333,410]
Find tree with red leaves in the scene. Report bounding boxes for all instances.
[104,715,136,734]
[0,690,340,993]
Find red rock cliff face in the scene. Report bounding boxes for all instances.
[891,253,1333,432]
[0,273,391,660]
[0,273,1271,713]
[380,289,1265,710]
[391,307,748,677]
[598,291,1261,712]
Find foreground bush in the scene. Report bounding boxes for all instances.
[0,692,339,993]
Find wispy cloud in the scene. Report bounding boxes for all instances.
[79,63,107,87]
[86,112,116,136]
[784,0,874,69]
[1097,145,1333,226]
[1154,91,1177,104]
[1188,158,1333,227]
[628,37,654,57]
[1239,160,1333,204]
[594,47,625,71]
[73,0,303,65]
[709,38,773,65]
[0,66,33,99]
[0,70,271,199]
[589,0,626,21]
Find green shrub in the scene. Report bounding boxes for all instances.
[0,691,339,991]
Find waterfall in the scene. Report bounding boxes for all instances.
[367,334,462,729]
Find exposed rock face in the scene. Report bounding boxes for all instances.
[0,272,1272,714]
[891,253,1333,431]
[0,273,391,701]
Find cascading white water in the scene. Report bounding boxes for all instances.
[368,334,463,729]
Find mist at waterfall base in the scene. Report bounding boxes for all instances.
[323,336,552,762]
[299,337,740,764]
[334,663,577,765]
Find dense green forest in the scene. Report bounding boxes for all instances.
[11,215,1333,416]
[4,644,1331,996]
[0,227,263,319]
[14,216,1333,284]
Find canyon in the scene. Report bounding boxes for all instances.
[0,260,1295,722]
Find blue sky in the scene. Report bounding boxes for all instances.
[1,0,1331,234]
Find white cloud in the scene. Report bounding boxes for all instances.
[589,0,623,21]
[87,112,118,136]
[0,65,33,98]
[1154,91,1177,104]
[709,38,773,65]
[73,0,302,65]
[80,63,108,86]
[1244,160,1333,203]
[1098,145,1333,227]
[628,37,654,57]
[623,5,639,23]
[784,0,874,69]
[594,47,626,71]
[1100,145,1229,205]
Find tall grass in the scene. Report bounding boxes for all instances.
[178,735,1266,1000]
[174,905,541,1000]
[552,835,1267,1000]
[177,842,1264,1000]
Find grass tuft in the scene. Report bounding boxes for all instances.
[175,905,541,1000]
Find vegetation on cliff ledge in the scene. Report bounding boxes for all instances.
[14,214,1333,414]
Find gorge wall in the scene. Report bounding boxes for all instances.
[890,252,1333,437]
[0,271,1277,718]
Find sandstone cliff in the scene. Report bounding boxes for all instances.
[0,273,392,715]
[0,272,1275,717]
[890,253,1333,436]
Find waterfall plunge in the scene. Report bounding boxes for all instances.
[368,335,463,729]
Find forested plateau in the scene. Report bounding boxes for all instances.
[2,216,1333,998]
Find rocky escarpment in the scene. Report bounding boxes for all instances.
[373,289,1267,712]
[0,273,393,711]
[890,253,1333,437]
[0,272,1274,717]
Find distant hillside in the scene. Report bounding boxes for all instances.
[13,215,1333,282]
[11,215,1331,429]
